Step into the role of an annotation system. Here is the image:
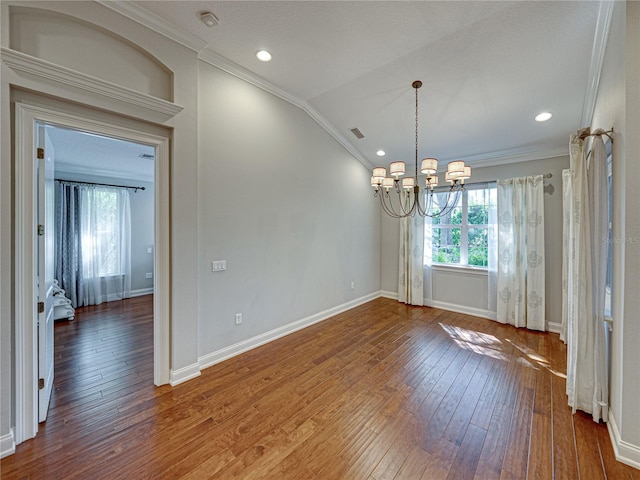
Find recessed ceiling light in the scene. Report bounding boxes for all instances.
[256,50,272,62]
[376,150,386,156]
[535,112,553,122]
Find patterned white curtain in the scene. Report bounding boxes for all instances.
[561,169,573,343]
[423,214,433,306]
[496,175,545,330]
[487,182,498,320]
[398,214,424,306]
[564,133,609,422]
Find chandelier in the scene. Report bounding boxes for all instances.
[370,80,471,218]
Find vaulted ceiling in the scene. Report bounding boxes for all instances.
[53,1,608,177]
[133,0,606,169]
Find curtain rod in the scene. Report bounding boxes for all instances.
[578,127,614,142]
[433,173,553,191]
[55,179,146,192]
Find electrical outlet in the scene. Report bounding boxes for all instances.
[235,313,242,325]
[145,272,153,279]
[350,281,355,290]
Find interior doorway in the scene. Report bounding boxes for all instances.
[14,103,170,444]
[43,124,156,422]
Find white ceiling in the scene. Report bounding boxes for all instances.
[47,125,155,183]
[51,1,605,176]
[130,0,602,169]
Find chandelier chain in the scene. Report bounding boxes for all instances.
[415,85,419,179]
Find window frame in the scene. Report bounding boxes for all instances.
[604,146,613,319]
[427,183,495,270]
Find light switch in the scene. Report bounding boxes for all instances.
[147,247,153,254]
[212,260,227,272]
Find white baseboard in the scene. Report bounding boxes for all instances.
[548,321,562,334]
[199,292,380,370]
[169,362,201,386]
[384,291,557,331]
[381,291,492,319]
[0,428,16,459]
[380,290,398,300]
[131,288,154,298]
[426,299,492,320]
[608,410,640,470]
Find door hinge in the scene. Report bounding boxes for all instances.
[39,378,45,390]
[37,148,44,159]
[37,224,45,236]
[38,301,44,313]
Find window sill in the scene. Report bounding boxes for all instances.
[428,264,488,276]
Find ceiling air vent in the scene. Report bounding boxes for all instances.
[350,127,365,139]
[139,153,154,159]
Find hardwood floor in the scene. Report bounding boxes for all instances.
[2,297,638,479]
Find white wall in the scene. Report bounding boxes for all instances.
[381,155,569,325]
[9,6,172,100]
[590,0,640,465]
[196,61,380,356]
[53,172,155,294]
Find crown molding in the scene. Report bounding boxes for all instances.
[1,48,183,120]
[581,0,615,127]
[463,145,568,169]
[198,48,373,170]
[96,0,208,53]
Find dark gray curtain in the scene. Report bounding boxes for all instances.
[55,182,83,307]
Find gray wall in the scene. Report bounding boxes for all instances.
[53,172,154,294]
[196,61,380,355]
[591,0,640,458]
[1,1,381,451]
[380,154,569,326]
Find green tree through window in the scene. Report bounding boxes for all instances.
[427,185,496,267]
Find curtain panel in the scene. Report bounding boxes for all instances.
[398,214,424,306]
[55,183,132,307]
[81,186,132,305]
[563,133,609,422]
[54,182,84,307]
[496,175,546,330]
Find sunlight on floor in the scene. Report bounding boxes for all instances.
[438,322,567,378]
[438,323,515,364]
[505,338,566,378]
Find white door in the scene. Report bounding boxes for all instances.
[37,123,55,422]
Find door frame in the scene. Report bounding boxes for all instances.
[14,103,171,443]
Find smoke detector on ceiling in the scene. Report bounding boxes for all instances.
[200,12,219,28]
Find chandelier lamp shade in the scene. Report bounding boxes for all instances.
[370,80,471,218]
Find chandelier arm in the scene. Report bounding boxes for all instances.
[415,186,428,217]
[379,190,406,218]
[385,189,410,217]
[437,189,462,217]
[400,189,417,217]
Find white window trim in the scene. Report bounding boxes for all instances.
[428,184,494,269]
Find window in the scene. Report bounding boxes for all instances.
[426,184,496,267]
[81,186,130,277]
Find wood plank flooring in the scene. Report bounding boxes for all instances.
[2,296,638,479]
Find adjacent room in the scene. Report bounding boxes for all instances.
[1,1,639,478]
